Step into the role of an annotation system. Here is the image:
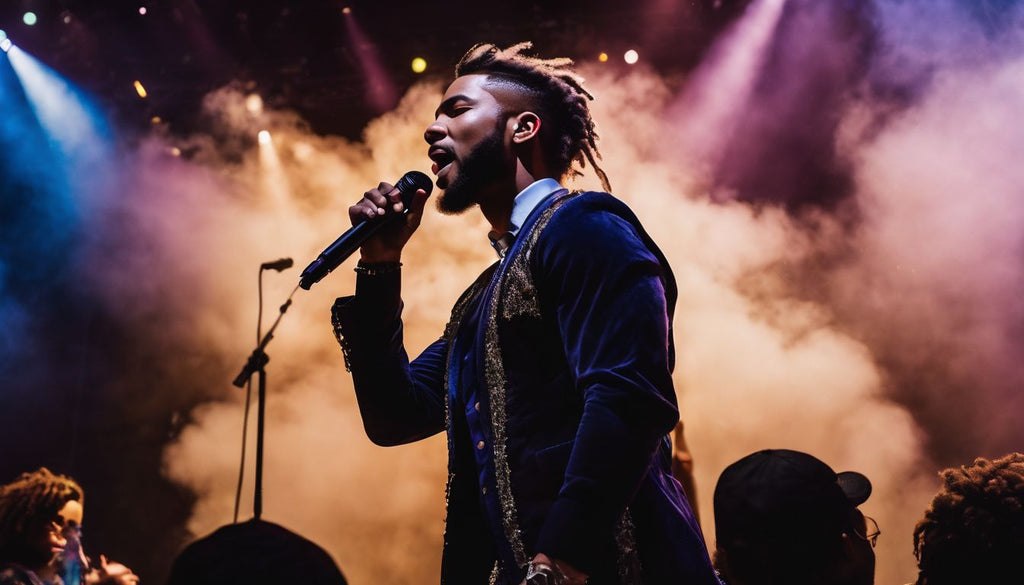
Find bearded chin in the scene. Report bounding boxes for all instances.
[437,129,506,215]
[436,172,478,215]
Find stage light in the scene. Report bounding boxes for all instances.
[170,147,182,157]
[342,7,351,14]
[246,94,263,115]
[151,116,162,124]
[0,30,6,41]
[598,52,609,63]
[624,50,639,65]
[342,8,397,112]
[134,80,147,98]
[1,38,11,54]
[258,130,271,145]
[23,12,38,26]
[6,44,113,172]
[411,57,427,74]
[139,7,148,15]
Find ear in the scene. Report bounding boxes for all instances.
[509,112,541,144]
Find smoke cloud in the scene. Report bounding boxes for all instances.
[3,0,1022,583]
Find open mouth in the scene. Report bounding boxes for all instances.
[428,147,455,178]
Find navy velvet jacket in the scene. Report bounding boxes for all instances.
[332,190,718,585]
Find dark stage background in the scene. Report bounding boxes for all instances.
[1,1,1022,583]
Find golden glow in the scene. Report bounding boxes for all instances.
[411,57,427,74]
[246,94,264,115]
[598,52,609,63]
[133,80,148,98]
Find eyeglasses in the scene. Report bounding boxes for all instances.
[852,515,881,548]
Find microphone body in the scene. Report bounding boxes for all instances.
[299,171,433,290]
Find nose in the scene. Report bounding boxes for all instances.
[424,120,446,145]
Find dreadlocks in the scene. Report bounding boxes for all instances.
[913,453,1024,585]
[0,468,83,564]
[454,42,611,192]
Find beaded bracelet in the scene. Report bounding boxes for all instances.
[353,261,402,276]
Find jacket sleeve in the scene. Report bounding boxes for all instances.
[331,269,446,446]
[532,200,681,572]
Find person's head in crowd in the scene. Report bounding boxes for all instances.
[713,449,877,585]
[0,468,83,573]
[913,452,1024,585]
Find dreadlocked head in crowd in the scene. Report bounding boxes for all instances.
[454,42,611,192]
[913,453,1024,585]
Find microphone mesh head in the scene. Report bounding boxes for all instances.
[397,171,433,200]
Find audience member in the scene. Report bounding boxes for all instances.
[0,469,138,585]
[913,452,1024,585]
[713,449,877,585]
[0,468,83,585]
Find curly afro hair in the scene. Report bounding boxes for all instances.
[913,453,1024,585]
[0,468,83,564]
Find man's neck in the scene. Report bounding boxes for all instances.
[480,167,553,234]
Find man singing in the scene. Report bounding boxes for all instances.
[331,42,718,585]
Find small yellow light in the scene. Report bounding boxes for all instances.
[150,116,162,124]
[134,80,148,98]
[342,6,351,14]
[245,94,264,115]
[411,57,427,74]
[598,52,609,62]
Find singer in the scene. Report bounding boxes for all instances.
[330,43,718,585]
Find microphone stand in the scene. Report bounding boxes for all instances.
[232,285,298,520]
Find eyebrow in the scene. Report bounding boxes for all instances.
[434,94,475,118]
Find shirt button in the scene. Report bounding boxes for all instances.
[474,402,481,412]
[476,440,485,450]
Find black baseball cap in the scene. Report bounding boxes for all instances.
[714,449,872,546]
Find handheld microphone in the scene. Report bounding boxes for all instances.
[260,258,294,272]
[299,170,433,290]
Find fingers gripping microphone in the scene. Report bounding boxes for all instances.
[299,171,433,290]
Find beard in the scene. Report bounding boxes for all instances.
[436,126,508,215]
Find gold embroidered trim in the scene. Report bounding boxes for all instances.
[616,508,643,584]
[439,264,496,585]
[330,302,353,372]
[500,190,576,320]
[485,191,579,570]
[482,290,525,566]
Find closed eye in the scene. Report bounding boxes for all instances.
[434,94,476,119]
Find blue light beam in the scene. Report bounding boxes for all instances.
[6,45,112,174]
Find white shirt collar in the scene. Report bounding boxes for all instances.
[488,178,563,258]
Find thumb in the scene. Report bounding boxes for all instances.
[406,188,431,228]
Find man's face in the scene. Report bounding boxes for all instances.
[841,508,876,585]
[425,74,513,214]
